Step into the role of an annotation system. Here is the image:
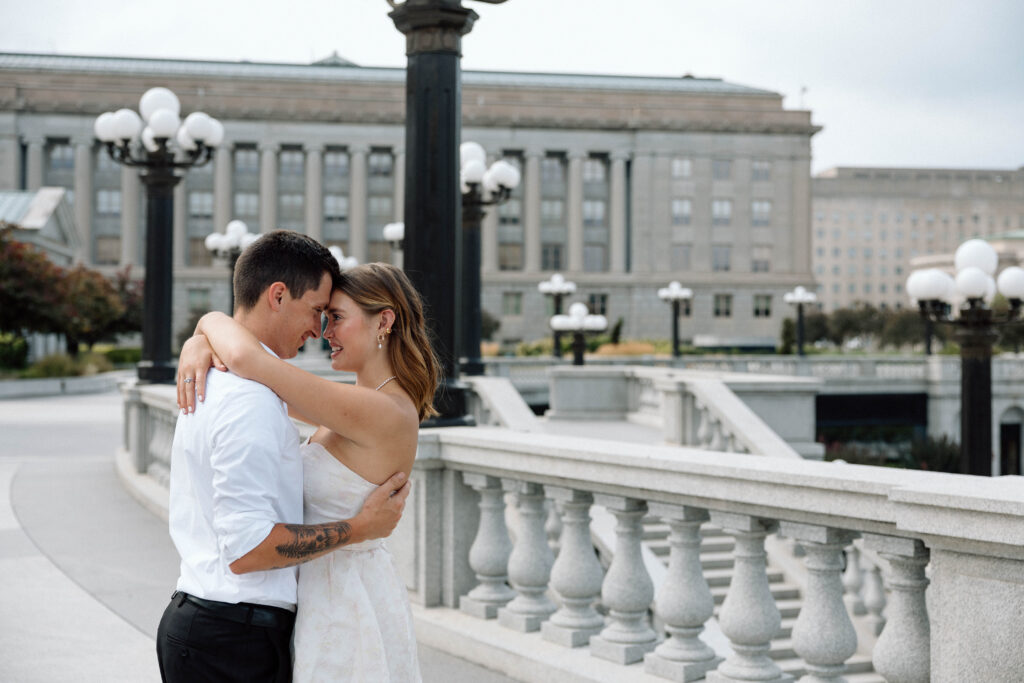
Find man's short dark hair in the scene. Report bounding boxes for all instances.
[233,230,342,311]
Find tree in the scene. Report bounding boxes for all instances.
[879,309,927,349]
[480,308,500,342]
[57,265,124,355]
[109,265,144,337]
[0,225,64,336]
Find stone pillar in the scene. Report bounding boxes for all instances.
[459,473,515,618]
[861,556,887,636]
[481,179,499,274]
[523,149,542,272]
[72,139,93,263]
[258,142,277,233]
[609,151,628,273]
[393,148,405,222]
[213,144,233,233]
[172,182,187,269]
[864,535,930,683]
[497,480,556,632]
[121,166,141,267]
[644,503,722,681]
[541,487,604,647]
[589,494,657,664]
[566,151,584,272]
[780,522,858,682]
[707,512,793,683]
[25,135,45,191]
[348,144,368,263]
[305,144,324,241]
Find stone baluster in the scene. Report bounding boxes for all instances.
[459,473,515,618]
[864,535,930,683]
[589,495,657,664]
[545,499,562,555]
[695,402,712,447]
[541,488,604,647]
[707,512,793,683]
[780,523,858,682]
[861,555,887,636]
[842,544,866,616]
[498,480,556,631]
[644,504,723,681]
[708,417,726,451]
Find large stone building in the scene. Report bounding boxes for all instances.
[812,166,1024,312]
[0,52,818,350]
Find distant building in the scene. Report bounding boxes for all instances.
[812,167,1024,312]
[0,52,818,350]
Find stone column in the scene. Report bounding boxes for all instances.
[589,494,657,665]
[497,480,556,632]
[481,184,499,274]
[121,166,141,267]
[541,487,604,647]
[348,144,368,263]
[305,143,324,241]
[172,182,187,269]
[861,556,887,636]
[780,522,858,682]
[645,503,722,681]
[609,151,628,273]
[72,139,93,263]
[25,135,45,190]
[258,142,277,233]
[393,148,405,222]
[213,144,233,233]
[459,473,515,618]
[566,151,585,272]
[864,535,930,683]
[523,149,542,272]
[707,512,793,683]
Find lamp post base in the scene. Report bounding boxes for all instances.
[137,361,176,384]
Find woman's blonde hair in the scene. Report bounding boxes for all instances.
[337,262,440,421]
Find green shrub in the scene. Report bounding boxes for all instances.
[104,347,141,365]
[0,332,29,369]
[76,352,114,376]
[22,353,79,378]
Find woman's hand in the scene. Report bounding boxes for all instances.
[177,334,226,413]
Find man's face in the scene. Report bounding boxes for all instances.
[272,272,332,358]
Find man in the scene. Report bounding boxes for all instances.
[156,230,410,682]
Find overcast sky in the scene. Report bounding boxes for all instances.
[2,0,1022,174]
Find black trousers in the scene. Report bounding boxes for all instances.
[157,592,295,683]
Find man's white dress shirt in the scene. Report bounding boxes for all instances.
[168,348,303,610]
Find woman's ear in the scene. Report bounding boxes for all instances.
[380,308,396,331]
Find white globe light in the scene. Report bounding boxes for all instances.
[481,167,500,195]
[93,112,116,142]
[176,126,197,152]
[584,314,608,332]
[204,232,224,252]
[997,266,1024,300]
[549,314,573,332]
[148,109,181,139]
[905,270,927,301]
[567,302,589,318]
[111,108,143,141]
[489,160,520,189]
[141,127,159,153]
[984,275,996,304]
[382,222,404,242]
[240,232,260,249]
[955,238,998,276]
[460,141,486,168]
[462,159,486,184]
[226,220,248,239]
[956,266,990,299]
[183,112,214,143]
[205,119,225,147]
[139,87,181,123]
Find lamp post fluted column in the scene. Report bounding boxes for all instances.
[140,161,179,382]
[957,305,998,476]
[658,281,692,359]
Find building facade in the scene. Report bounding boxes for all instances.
[812,166,1024,312]
[0,52,818,350]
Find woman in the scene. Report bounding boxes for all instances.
[177,262,438,682]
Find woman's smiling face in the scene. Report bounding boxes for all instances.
[323,290,375,371]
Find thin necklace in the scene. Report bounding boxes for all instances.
[375,376,397,391]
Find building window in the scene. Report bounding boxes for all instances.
[188,191,213,219]
[324,195,349,221]
[324,150,349,177]
[234,192,259,217]
[583,200,606,227]
[542,243,563,271]
[541,156,564,184]
[368,196,393,218]
[368,151,393,177]
[189,239,212,267]
[753,294,772,318]
[751,200,772,226]
[279,193,304,214]
[713,294,732,318]
[583,245,607,272]
[671,244,692,270]
[751,245,771,272]
[671,198,692,226]
[47,142,74,170]
[498,198,521,225]
[501,292,523,316]
[499,243,523,271]
[751,160,771,181]
[94,235,120,265]
[671,157,692,179]
[582,158,605,183]
[541,199,564,221]
[587,293,608,316]
[187,288,211,314]
[712,159,732,180]
[279,149,304,176]
[712,245,731,272]
[678,299,692,317]
[96,189,121,215]
[234,147,259,174]
[712,199,732,226]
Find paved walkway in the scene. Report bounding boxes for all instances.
[0,389,514,683]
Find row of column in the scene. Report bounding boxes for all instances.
[459,473,932,683]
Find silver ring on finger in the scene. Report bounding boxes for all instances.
[183,378,194,384]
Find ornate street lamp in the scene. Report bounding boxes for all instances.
[658,280,693,358]
[784,285,818,357]
[205,220,258,313]
[550,302,608,366]
[94,87,224,383]
[329,245,359,271]
[538,273,577,358]
[459,141,520,376]
[383,221,405,268]
[906,238,1024,476]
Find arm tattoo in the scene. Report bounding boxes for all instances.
[275,521,352,560]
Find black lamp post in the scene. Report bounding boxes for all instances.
[658,280,693,358]
[784,285,818,357]
[907,239,1024,476]
[538,273,577,358]
[550,302,608,366]
[94,89,224,384]
[205,220,257,313]
[459,142,520,376]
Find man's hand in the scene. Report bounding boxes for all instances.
[355,471,411,541]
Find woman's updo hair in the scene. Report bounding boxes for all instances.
[337,262,439,421]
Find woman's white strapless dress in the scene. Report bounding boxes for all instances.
[292,441,421,682]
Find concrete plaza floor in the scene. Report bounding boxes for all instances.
[0,388,514,683]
